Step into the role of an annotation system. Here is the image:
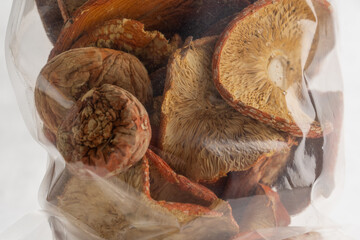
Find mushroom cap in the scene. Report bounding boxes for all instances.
[160,36,290,182]
[71,19,183,72]
[213,0,333,138]
[35,47,152,135]
[56,84,151,175]
[49,0,198,59]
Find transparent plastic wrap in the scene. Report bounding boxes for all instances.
[5,0,346,239]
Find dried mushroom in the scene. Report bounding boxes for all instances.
[49,0,198,59]
[57,150,239,240]
[213,0,333,138]
[35,47,152,135]
[56,84,151,175]
[160,36,290,182]
[71,18,182,72]
[35,0,64,44]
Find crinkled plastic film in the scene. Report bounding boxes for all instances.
[5,0,348,239]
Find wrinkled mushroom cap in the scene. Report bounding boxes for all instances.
[160,36,290,182]
[35,47,152,135]
[71,19,183,71]
[56,84,151,175]
[213,0,333,138]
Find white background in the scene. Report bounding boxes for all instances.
[0,0,360,238]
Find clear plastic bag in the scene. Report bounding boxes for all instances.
[5,0,347,239]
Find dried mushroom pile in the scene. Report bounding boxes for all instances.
[34,0,340,239]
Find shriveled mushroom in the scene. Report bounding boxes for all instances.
[35,0,64,44]
[160,36,291,182]
[71,18,182,71]
[57,150,239,240]
[56,84,151,175]
[49,0,199,59]
[213,0,333,138]
[35,47,152,136]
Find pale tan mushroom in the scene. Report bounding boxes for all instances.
[160,36,291,182]
[213,0,334,138]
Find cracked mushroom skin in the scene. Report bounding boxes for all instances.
[35,47,152,136]
[56,84,151,175]
[159,36,291,182]
[213,0,333,138]
[71,18,182,72]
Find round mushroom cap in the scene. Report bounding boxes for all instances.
[35,47,152,135]
[160,36,290,182]
[213,0,333,138]
[56,84,151,175]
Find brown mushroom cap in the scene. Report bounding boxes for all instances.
[160,36,290,182]
[56,84,151,175]
[71,18,182,72]
[49,0,198,59]
[213,0,333,138]
[35,47,152,135]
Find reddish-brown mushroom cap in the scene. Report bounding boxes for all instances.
[35,47,152,136]
[49,0,198,59]
[56,84,151,175]
[71,19,182,72]
[213,0,334,138]
[160,36,291,182]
